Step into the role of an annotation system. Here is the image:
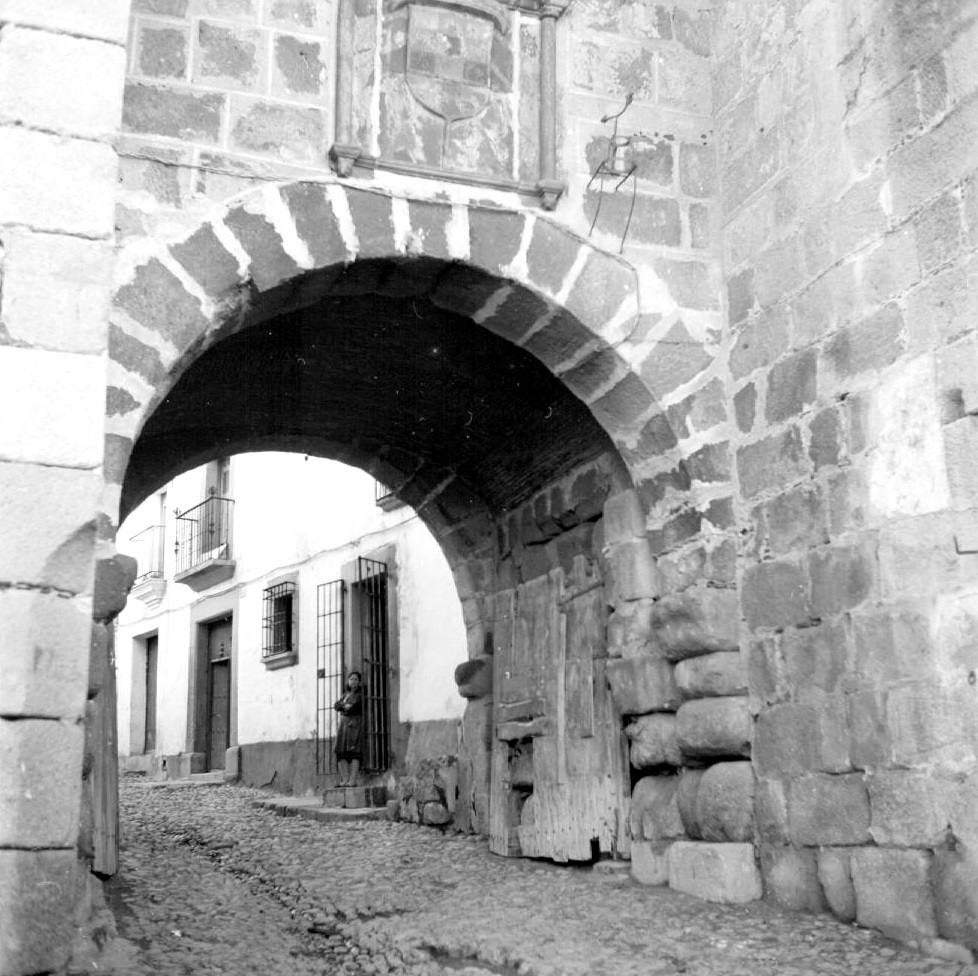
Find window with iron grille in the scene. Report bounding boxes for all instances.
[262,581,296,660]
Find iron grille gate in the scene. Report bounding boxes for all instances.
[315,578,345,775]
[315,558,391,777]
[356,557,391,773]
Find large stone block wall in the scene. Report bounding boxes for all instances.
[718,0,978,955]
[119,0,337,236]
[0,4,130,975]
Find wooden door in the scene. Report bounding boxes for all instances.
[207,619,232,770]
[144,634,158,753]
[489,569,628,862]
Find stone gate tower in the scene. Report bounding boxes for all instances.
[3,0,978,971]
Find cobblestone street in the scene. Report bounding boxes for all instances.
[99,778,972,976]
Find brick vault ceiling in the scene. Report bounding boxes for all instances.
[123,293,615,518]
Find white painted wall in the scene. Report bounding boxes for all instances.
[115,453,467,759]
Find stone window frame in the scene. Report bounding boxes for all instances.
[261,571,299,670]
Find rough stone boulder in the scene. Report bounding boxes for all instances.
[676,768,706,839]
[625,714,682,768]
[654,587,740,661]
[607,656,680,715]
[693,761,755,842]
[676,696,752,759]
[674,650,746,699]
[93,554,138,622]
[631,840,672,886]
[606,599,655,658]
[454,657,492,699]
[629,774,685,841]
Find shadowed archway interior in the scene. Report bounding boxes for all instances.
[122,290,622,520]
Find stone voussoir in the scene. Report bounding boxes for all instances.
[280,182,350,268]
[563,250,638,336]
[345,186,396,259]
[113,257,210,350]
[407,198,453,261]
[169,222,243,299]
[224,203,302,292]
[524,217,583,296]
[603,489,648,545]
[468,206,527,274]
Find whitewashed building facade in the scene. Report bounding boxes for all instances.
[115,453,467,797]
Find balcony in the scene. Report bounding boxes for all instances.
[173,495,235,591]
[375,480,405,512]
[129,523,166,608]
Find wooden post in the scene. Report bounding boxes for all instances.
[92,628,119,876]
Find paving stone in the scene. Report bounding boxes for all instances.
[98,779,971,975]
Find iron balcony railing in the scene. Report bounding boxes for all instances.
[129,524,165,583]
[174,495,234,576]
[374,480,404,510]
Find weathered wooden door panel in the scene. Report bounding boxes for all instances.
[206,619,232,771]
[490,569,627,862]
[144,634,158,753]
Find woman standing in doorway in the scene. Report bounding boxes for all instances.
[334,671,363,787]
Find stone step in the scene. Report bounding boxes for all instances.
[323,786,387,810]
[252,795,390,823]
[322,785,388,809]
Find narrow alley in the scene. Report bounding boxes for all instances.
[100,778,967,976]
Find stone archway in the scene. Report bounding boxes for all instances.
[100,181,693,863]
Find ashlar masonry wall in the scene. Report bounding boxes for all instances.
[0,3,131,975]
[718,0,978,954]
